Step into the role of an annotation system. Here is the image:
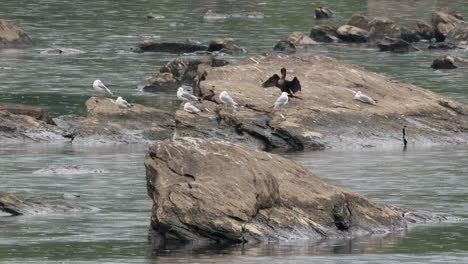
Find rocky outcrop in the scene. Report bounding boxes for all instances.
[0,20,33,48]
[336,25,369,43]
[274,32,318,52]
[0,108,66,143]
[377,38,419,53]
[315,7,337,19]
[310,25,339,42]
[431,55,468,69]
[174,53,468,151]
[0,192,98,216]
[140,56,230,92]
[0,103,54,124]
[431,8,465,42]
[207,38,246,55]
[40,47,85,55]
[145,137,460,244]
[67,97,175,144]
[132,39,208,53]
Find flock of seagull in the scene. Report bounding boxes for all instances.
[92,67,377,113]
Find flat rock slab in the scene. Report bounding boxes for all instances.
[145,137,461,244]
[176,53,468,151]
[0,192,98,216]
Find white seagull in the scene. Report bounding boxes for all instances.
[273,92,289,109]
[115,96,133,108]
[177,87,200,101]
[354,91,376,105]
[93,80,114,96]
[219,91,238,108]
[183,102,201,113]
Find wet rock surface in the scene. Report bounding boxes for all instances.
[0,192,98,216]
[431,55,468,69]
[310,25,339,43]
[174,53,468,151]
[145,137,462,244]
[0,20,33,48]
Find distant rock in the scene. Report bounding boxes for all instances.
[428,42,461,50]
[377,38,420,53]
[0,20,33,48]
[0,102,54,124]
[273,40,297,53]
[145,137,461,244]
[310,25,339,42]
[431,8,465,42]
[207,38,246,55]
[203,10,230,20]
[337,25,370,43]
[412,21,436,41]
[346,14,372,31]
[146,13,165,19]
[314,7,337,19]
[133,39,208,53]
[0,192,98,216]
[274,32,318,53]
[431,54,468,69]
[40,47,85,55]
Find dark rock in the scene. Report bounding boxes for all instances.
[428,42,461,50]
[315,7,337,19]
[337,25,370,43]
[412,21,436,40]
[174,53,468,151]
[310,25,339,42]
[346,14,372,31]
[160,58,189,81]
[0,102,54,124]
[273,40,296,53]
[431,54,468,69]
[0,20,33,48]
[400,27,421,43]
[207,38,246,55]
[145,137,462,243]
[377,38,419,53]
[141,72,180,91]
[40,47,85,55]
[133,39,208,53]
[0,192,98,216]
[432,8,465,42]
[146,13,165,19]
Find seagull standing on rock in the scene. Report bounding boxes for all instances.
[273,92,289,109]
[93,80,114,96]
[219,91,238,108]
[115,96,133,108]
[177,87,200,102]
[354,91,376,105]
[183,102,201,113]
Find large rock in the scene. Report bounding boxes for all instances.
[346,14,372,31]
[377,38,419,53]
[431,55,468,69]
[336,25,370,43]
[174,53,468,151]
[412,21,436,41]
[0,102,54,124]
[145,137,460,244]
[67,97,175,144]
[432,8,465,42]
[207,38,246,55]
[274,32,318,53]
[0,192,98,216]
[368,17,402,40]
[310,25,339,43]
[0,20,33,48]
[133,39,208,53]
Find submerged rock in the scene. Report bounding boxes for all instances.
[173,53,468,151]
[310,25,339,43]
[207,38,246,55]
[133,39,208,53]
[33,165,109,175]
[431,54,468,69]
[427,42,461,50]
[0,192,98,216]
[145,137,461,244]
[336,25,370,43]
[377,38,419,53]
[40,47,85,55]
[0,20,33,48]
[314,7,338,20]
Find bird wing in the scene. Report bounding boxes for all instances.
[182,92,199,101]
[262,74,280,88]
[285,77,301,94]
[98,83,114,95]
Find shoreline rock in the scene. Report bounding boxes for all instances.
[0,20,33,48]
[145,137,462,244]
[173,53,468,152]
[431,54,468,69]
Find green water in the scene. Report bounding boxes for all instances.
[1,0,468,263]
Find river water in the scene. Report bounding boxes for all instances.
[1,0,467,263]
